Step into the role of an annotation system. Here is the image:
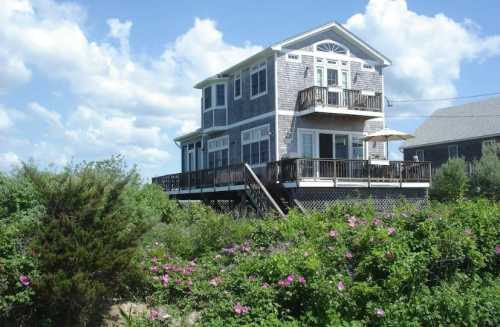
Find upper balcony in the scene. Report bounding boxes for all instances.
[297,86,383,118]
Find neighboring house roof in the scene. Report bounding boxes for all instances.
[194,20,391,89]
[403,96,500,149]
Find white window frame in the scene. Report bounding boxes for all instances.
[241,124,271,167]
[298,131,315,158]
[207,135,229,169]
[202,82,228,130]
[234,71,242,100]
[285,52,301,63]
[250,61,268,100]
[214,83,227,109]
[297,128,367,160]
[314,40,350,56]
[448,144,459,159]
[314,56,351,90]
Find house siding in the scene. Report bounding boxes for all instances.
[227,56,276,124]
[403,136,500,168]
[277,115,384,158]
[203,117,276,168]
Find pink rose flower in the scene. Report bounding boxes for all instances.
[337,281,345,291]
[19,275,30,287]
[234,302,250,316]
[375,308,385,317]
[329,230,338,239]
[347,216,357,228]
[150,265,158,273]
[373,218,382,226]
[261,282,270,289]
[298,276,306,284]
[345,251,353,260]
[495,245,500,254]
[161,274,169,286]
[286,275,294,283]
[387,227,396,236]
[149,308,160,321]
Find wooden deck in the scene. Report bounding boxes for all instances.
[152,159,431,216]
[153,159,431,193]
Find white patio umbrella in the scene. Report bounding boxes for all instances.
[363,128,414,160]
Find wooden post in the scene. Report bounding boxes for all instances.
[367,160,371,188]
[399,162,403,188]
[333,160,337,187]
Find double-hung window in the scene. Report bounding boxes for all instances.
[207,136,229,169]
[250,61,267,99]
[327,69,338,87]
[241,125,270,166]
[234,72,242,100]
[203,86,212,110]
[216,84,225,107]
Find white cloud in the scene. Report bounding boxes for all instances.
[29,102,62,128]
[0,152,21,171]
[345,0,500,115]
[0,106,13,130]
[0,0,262,175]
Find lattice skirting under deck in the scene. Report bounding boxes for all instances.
[290,187,428,212]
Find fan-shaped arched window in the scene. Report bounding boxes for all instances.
[316,41,348,55]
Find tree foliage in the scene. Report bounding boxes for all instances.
[430,158,469,202]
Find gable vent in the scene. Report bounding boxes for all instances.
[316,42,348,55]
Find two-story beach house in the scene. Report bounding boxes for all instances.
[153,21,431,216]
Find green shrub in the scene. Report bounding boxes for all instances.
[430,158,469,201]
[471,145,500,200]
[0,173,42,325]
[133,200,500,326]
[19,158,161,325]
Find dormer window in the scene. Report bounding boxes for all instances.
[316,41,349,55]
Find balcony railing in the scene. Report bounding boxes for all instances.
[297,86,382,112]
[153,159,431,192]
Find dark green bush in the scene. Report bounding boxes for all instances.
[19,158,166,325]
[430,158,469,201]
[471,145,500,200]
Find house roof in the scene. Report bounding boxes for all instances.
[194,20,391,89]
[403,96,500,149]
[174,128,202,143]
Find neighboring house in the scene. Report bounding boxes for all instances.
[153,21,431,215]
[403,97,500,168]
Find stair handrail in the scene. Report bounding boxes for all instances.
[243,163,285,218]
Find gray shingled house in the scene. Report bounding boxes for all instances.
[403,97,500,168]
[153,21,431,215]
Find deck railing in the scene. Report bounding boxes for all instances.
[152,164,245,192]
[153,159,431,192]
[272,159,431,185]
[297,86,382,112]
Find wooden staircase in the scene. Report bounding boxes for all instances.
[243,163,285,218]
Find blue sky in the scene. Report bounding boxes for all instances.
[1,0,500,178]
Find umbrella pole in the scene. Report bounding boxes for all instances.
[386,137,389,161]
